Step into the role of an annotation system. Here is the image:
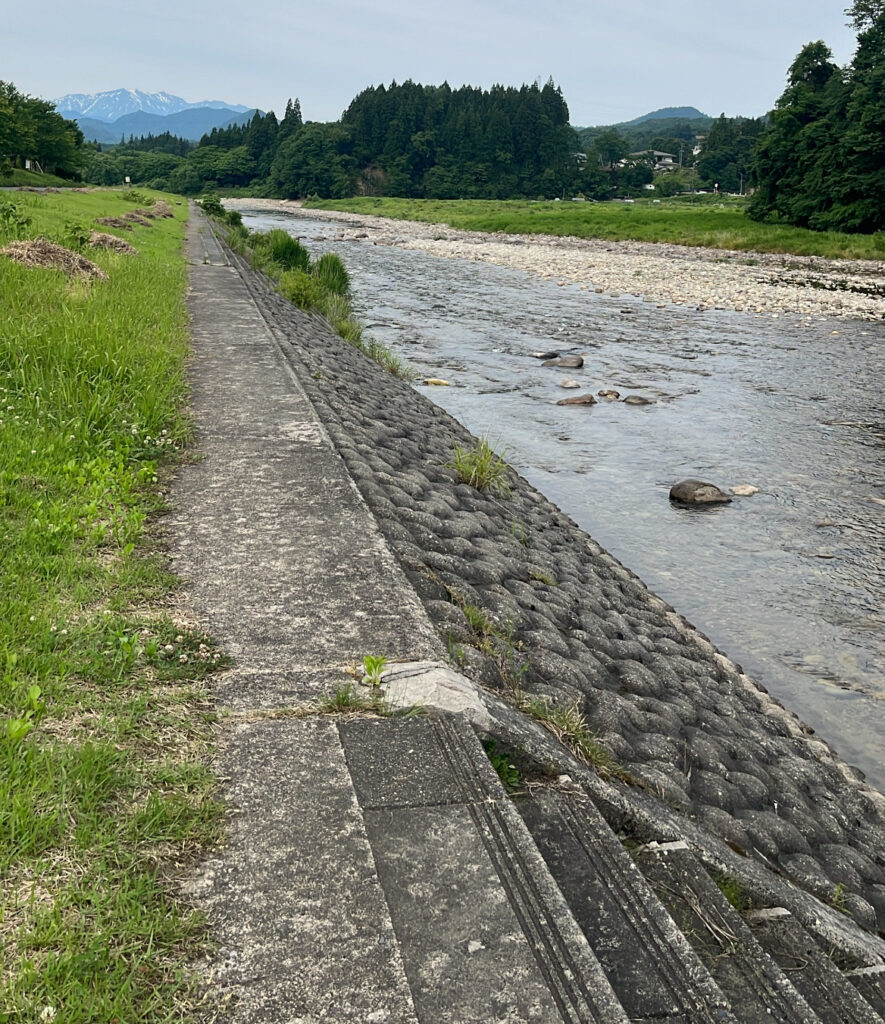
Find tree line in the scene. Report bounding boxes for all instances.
[748,0,885,231]
[0,81,84,178]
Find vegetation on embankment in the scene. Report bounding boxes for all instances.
[0,188,224,1021]
[0,168,84,188]
[203,196,415,379]
[304,196,885,261]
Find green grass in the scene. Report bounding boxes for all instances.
[0,188,222,1021]
[0,169,83,189]
[305,196,885,260]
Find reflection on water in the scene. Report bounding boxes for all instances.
[242,209,885,791]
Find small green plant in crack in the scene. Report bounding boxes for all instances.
[448,437,511,495]
[714,873,753,913]
[509,520,530,548]
[829,882,851,916]
[320,682,378,713]
[528,569,556,586]
[362,654,388,688]
[484,740,523,793]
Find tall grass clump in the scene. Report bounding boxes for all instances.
[312,251,350,295]
[449,437,511,494]
[251,227,310,272]
[0,188,225,1021]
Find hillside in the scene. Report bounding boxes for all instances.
[73,106,259,144]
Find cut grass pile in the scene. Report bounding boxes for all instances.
[305,196,885,261]
[1,188,224,1022]
[207,201,416,381]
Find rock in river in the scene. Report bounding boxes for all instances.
[623,395,652,405]
[557,394,597,406]
[730,484,760,496]
[532,350,560,360]
[543,355,584,368]
[558,378,581,389]
[597,389,621,400]
[670,479,733,505]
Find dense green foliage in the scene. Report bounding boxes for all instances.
[0,80,84,178]
[308,196,885,259]
[695,114,765,193]
[87,81,590,200]
[749,1,885,231]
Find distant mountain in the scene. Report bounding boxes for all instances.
[53,88,253,122]
[622,106,709,126]
[72,107,259,144]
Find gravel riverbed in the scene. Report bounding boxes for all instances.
[225,198,885,322]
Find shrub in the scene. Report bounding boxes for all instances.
[198,194,224,217]
[312,252,350,295]
[225,209,243,228]
[278,268,325,309]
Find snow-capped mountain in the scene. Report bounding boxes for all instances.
[52,88,252,122]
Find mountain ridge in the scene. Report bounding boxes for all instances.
[52,88,253,122]
[68,107,259,144]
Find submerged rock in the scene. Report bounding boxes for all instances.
[669,479,733,505]
[556,394,597,406]
[558,378,581,389]
[532,350,560,360]
[623,395,652,406]
[543,355,584,368]
[597,389,621,400]
[730,484,760,496]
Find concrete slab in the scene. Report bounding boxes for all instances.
[182,717,419,1024]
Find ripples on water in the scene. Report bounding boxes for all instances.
[242,209,885,791]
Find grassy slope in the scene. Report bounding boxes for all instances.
[1,169,83,188]
[305,196,885,260]
[1,190,223,1022]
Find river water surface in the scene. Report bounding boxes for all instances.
[241,208,885,792]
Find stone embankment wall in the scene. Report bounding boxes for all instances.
[226,245,885,940]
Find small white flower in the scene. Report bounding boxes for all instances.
[39,1006,56,1021]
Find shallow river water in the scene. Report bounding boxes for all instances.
[241,208,885,792]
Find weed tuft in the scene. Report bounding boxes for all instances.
[449,437,511,494]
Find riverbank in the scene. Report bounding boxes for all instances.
[214,225,885,933]
[224,198,885,322]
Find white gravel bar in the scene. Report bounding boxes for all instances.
[224,198,885,323]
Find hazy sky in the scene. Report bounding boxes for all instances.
[7,0,859,125]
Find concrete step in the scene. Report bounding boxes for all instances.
[339,713,630,1023]
[848,966,885,1017]
[633,840,823,1024]
[746,908,884,1024]
[517,787,737,1022]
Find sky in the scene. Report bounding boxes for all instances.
[6,0,859,126]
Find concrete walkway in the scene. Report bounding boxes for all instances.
[170,210,885,1024]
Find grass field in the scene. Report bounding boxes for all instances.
[305,196,885,261]
[0,189,223,1021]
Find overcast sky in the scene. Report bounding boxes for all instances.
[6,0,859,126]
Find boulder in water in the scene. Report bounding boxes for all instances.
[597,389,621,400]
[558,378,581,389]
[557,394,597,406]
[623,395,652,406]
[669,479,732,505]
[543,355,584,368]
[532,350,560,360]
[730,484,760,496]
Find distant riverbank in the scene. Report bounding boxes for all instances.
[224,198,885,322]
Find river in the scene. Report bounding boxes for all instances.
[238,207,885,792]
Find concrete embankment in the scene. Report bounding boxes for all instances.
[174,209,885,1022]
